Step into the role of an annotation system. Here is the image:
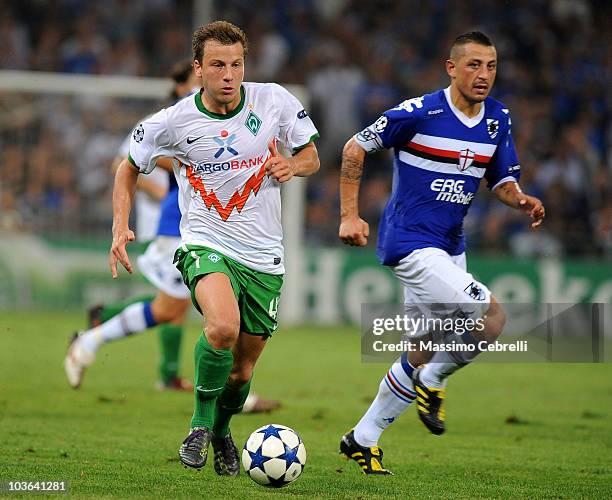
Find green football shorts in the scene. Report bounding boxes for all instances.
[174,244,283,337]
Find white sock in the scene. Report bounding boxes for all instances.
[420,332,483,388]
[354,354,416,447]
[79,302,155,353]
[419,351,461,388]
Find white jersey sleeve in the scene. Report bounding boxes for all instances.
[128,108,174,174]
[120,113,154,159]
[272,84,319,153]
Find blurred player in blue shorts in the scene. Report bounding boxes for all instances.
[338,31,545,474]
[65,60,197,391]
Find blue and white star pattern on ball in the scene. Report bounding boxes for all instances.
[246,445,270,472]
[257,423,283,440]
[242,424,306,488]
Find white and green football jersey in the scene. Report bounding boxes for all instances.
[129,82,318,274]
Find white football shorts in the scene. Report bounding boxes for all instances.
[392,247,491,336]
[137,236,190,299]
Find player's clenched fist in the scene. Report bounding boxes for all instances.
[265,139,296,183]
[109,227,135,278]
[339,216,370,246]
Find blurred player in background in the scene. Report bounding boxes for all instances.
[65,60,196,391]
[111,21,319,476]
[338,31,544,474]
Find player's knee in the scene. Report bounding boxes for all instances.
[151,307,174,324]
[169,306,189,325]
[407,346,434,367]
[151,299,187,324]
[482,298,506,342]
[206,319,240,349]
[153,292,191,321]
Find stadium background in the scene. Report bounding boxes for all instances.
[0,1,611,498]
[0,0,611,320]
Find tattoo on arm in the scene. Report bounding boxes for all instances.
[340,155,364,185]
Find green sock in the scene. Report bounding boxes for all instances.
[158,323,183,383]
[99,294,156,323]
[213,378,251,437]
[191,333,233,430]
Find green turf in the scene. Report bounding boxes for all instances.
[0,311,611,499]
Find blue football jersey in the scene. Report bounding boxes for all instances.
[156,173,181,237]
[355,88,520,266]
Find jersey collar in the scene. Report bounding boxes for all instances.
[195,85,245,120]
[443,87,485,128]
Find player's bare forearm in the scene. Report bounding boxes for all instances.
[339,138,369,246]
[136,175,167,201]
[134,157,172,200]
[112,159,138,233]
[109,159,138,277]
[291,141,320,177]
[339,138,366,219]
[156,157,174,173]
[494,180,545,228]
[493,180,523,208]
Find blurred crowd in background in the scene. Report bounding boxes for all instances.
[0,0,610,256]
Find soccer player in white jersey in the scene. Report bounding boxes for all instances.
[338,31,545,474]
[65,59,281,411]
[109,21,320,475]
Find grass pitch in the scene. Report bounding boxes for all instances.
[1,311,611,499]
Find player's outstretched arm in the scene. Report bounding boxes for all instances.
[339,138,370,246]
[493,181,545,229]
[109,158,139,278]
[265,140,320,182]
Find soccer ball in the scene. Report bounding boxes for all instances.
[242,424,306,487]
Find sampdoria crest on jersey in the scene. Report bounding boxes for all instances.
[458,148,475,171]
[486,119,499,139]
[245,110,262,136]
[464,282,486,301]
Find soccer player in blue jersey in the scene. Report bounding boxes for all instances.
[338,31,545,475]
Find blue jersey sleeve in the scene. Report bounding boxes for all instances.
[353,97,424,153]
[485,113,521,190]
